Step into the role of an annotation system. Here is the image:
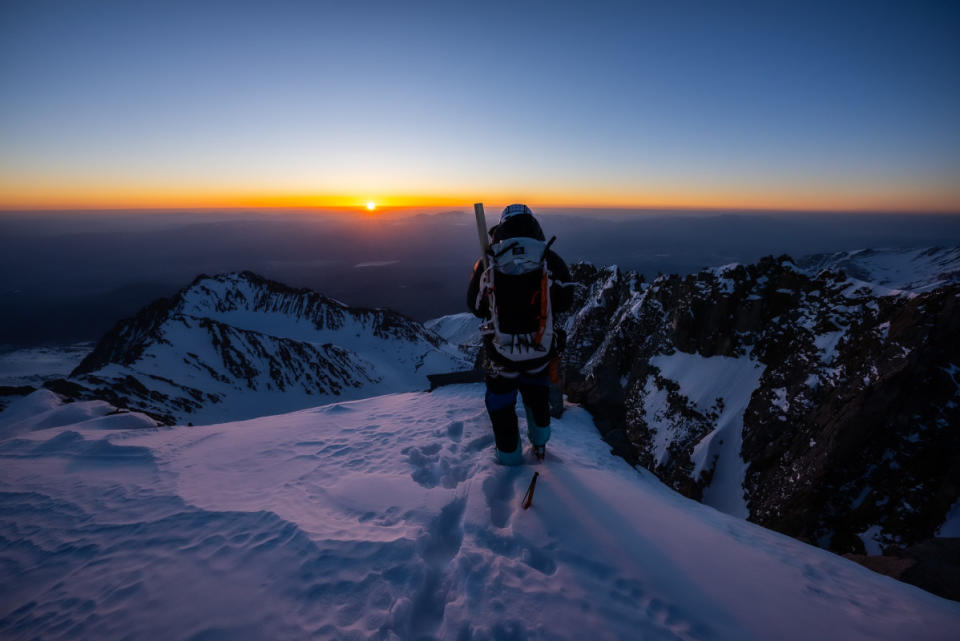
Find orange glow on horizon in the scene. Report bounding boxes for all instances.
[1,182,959,214]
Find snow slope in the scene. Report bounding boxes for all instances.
[2,386,958,640]
[646,352,764,518]
[0,389,157,438]
[424,312,483,348]
[796,247,960,294]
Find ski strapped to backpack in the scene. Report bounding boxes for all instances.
[476,234,559,370]
[474,202,491,272]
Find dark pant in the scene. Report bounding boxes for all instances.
[485,372,551,463]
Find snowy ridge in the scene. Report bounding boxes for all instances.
[1,385,957,640]
[796,247,960,294]
[424,312,483,348]
[63,272,471,424]
[0,389,157,438]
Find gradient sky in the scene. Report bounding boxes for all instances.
[1,0,958,211]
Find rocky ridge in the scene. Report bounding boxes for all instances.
[558,247,960,557]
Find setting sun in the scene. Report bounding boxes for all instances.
[366,201,376,211]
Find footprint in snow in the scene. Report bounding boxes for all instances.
[464,433,494,454]
[389,497,467,640]
[403,444,470,489]
[482,469,522,529]
[446,420,464,441]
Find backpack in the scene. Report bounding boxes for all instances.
[477,235,557,369]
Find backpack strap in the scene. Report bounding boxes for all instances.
[531,236,556,343]
[533,269,550,344]
[493,241,519,259]
[474,259,495,321]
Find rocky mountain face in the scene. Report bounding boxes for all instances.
[47,272,471,425]
[558,247,960,558]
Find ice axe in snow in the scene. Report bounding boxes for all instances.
[521,471,540,510]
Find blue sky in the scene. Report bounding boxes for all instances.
[1,0,958,210]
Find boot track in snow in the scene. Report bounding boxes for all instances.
[1,384,958,640]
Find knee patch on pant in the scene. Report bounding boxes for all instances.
[485,386,517,412]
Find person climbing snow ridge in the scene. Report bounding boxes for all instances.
[468,203,574,465]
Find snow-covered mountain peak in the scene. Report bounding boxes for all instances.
[177,271,370,335]
[62,272,471,425]
[78,271,449,368]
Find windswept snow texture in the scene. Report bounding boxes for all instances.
[797,247,960,294]
[2,386,958,641]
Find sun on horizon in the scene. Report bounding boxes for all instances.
[366,201,376,211]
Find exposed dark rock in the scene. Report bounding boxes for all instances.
[73,295,179,375]
[0,385,37,412]
[0,385,36,397]
[427,369,485,390]
[557,249,960,566]
[845,538,960,602]
[42,378,89,401]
